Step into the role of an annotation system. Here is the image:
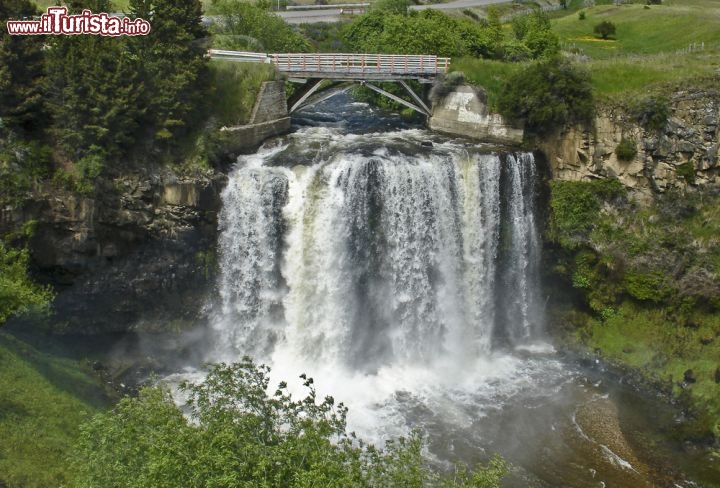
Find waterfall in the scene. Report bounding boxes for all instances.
[212,131,543,369]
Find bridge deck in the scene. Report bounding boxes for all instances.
[209,50,450,81]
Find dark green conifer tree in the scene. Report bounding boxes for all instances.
[128,0,210,149]
[46,0,143,160]
[0,0,47,136]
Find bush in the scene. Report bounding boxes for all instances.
[676,162,695,184]
[70,359,509,487]
[211,0,310,52]
[497,58,594,135]
[372,0,410,15]
[578,11,586,20]
[615,137,637,161]
[631,96,669,132]
[0,242,53,325]
[594,20,616,39]
[624,271,669,302]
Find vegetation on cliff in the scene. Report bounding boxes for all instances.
[0,242,52,325]
[546,181,720,444]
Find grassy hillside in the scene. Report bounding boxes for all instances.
[453,0,720,104]
[554,1,720,59]
[0,331,109,487]
[554,1,720,98]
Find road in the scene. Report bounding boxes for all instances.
[277,0,509,24]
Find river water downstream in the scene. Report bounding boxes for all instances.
[160,96,715,487]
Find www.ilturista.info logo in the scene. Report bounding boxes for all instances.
[7,7,150,36]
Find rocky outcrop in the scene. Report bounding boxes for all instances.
[540,89,720,199]
[429,84,523,145]
[7,167,227,334]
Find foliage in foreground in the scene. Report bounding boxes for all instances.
[71,359,508,488]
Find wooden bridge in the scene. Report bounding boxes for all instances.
[208,50,451,116]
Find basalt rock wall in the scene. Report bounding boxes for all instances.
[5,168,227,334]
[539,88,720,200]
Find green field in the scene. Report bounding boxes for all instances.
[0,331,109,487]
[554,1,720,59]
[561,1,720,99]
[453,0,720,103]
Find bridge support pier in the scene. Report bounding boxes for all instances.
[361,81,429,116]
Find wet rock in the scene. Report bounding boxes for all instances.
[683,369,696,384]
[420,141,433,147]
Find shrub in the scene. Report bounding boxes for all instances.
[615,137,637,161]
[624,271,669,302]
[676,162,695,184]
[594,20,616,39]
[0,242,53,325]
[371,0,410,15]
[70,359,509,487]
[578,11,586,20]
[498,58,594,135]
[632,96,669,132]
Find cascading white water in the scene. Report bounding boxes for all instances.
[213,129,542,369]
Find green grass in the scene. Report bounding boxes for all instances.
[551,0,720,100]
[584,303,720,437]
[585,49,720,97]
[451,0,720,104]
[554,1,720,59]
[449,57,523,110]
[0,331,109,487]
[210,60,276,126]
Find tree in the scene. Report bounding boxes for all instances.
[44,0,143,162]
[510,10,558,58]
[594,20,616,39]
[46,32,143,160]
[70,359,508,487]
[0,0,47,135]
[371,0,409,15]
[210,0,309,52]
[129,0,210,148]
[498,57,594,135]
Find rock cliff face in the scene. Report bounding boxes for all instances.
[8,168,227,334]
[540,89,719,199]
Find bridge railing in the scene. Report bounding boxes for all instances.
[207,50,450,76]
[271,53,450,76]
[208,50,271,63]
